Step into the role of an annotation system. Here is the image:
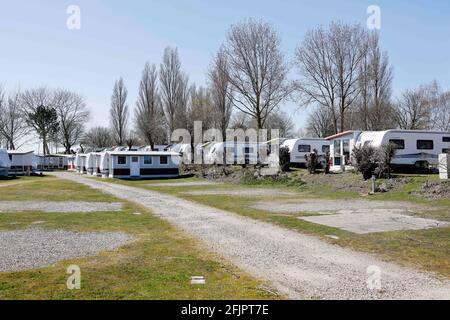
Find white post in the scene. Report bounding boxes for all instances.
[340,139,345,172]
[439,153,449,180]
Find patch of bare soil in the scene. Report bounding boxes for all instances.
[411,180,450,200]
[181,164,290,184]
[298,172,411,194]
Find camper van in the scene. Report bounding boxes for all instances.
[0,148,11,177]
[355,130,450,169]
[281,138,330,166]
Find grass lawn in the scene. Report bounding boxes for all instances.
[0,176,280,300]
[103,170,450,278]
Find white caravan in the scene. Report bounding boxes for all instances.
[0,148,11,177]
[204,142,265,165]
[281,138,330,166]
[355,130,450,169]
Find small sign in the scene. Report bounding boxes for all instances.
[190,276,206,285]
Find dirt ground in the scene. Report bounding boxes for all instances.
[411,180,450,200]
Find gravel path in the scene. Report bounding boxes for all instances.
[52,172,450,300]
[0,201,123,213]
[184,189,295,197]
[0,228,133,272]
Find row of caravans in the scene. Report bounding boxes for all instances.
[0,149,76,177]
[327,130,450,172]
[176,129,449,170]
[76,150,181,179]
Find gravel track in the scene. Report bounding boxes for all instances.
[0,228,132,272]
[0,201,123,213]
[183,189,295,197]
[52,172,450,300]
[148,181,218,187]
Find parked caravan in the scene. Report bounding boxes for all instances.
[0,148,11,177]
[204,141,264,165]
[355,130,450,169]
[99,152,110,178]
[107,151,180,179]
[281,138,330,166]
[7,150,36,175]
[75,154,87,173]
[85,153,96,175]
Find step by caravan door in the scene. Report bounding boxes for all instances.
[130,156,140,177]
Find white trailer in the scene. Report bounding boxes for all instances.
[0,148,11,177]
[355,130,450,169]
[203,141,264,165]
[281,138,330,166]
[7,150,36,175]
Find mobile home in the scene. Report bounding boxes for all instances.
[107,151,180,179]
[281,138,330,166]
[0,148,11,177]
[355,130,450,169]
[7,150,36,175]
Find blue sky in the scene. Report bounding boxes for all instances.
[1,0,449,137]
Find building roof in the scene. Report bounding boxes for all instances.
[7,150,34,155]
[107,151,180,156]
[325,131,358,140]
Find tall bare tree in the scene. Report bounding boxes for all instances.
[135,62,165,148]
[222,19,291,130]
[356,32,394,130]
[110,78,129,146]
[187,84,214,134]
[53,89,90,153]
[208,48,233,141]
[0,89,29,150]
[159,47,189,137]
[295,22,369,133]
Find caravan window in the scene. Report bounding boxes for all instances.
[117,156,127,165]
[322,145,330,153]
[389,139,405,150]
[443,149,450,154]
[298,145,311,153]
[443,137,450,142]
[143,156,152,164]
[417,140,434,150]
[160,156,168,165]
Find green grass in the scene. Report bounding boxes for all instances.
[0,177,280,300]
[103,171,450,278]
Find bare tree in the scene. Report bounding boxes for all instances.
[0,89,29,150]
[306,105,336,138]
[135,62,166,148]
[82,126,113,150]
[356,32,394,130]
[53,89,90,153]
[159,47,189,137]
[263,110,295,138]
[110,78,129,146]
[394,82,437,130]
[295,22,369,133]
[208,48,233,140]
[187,84,214,134]
[428,83,450,132]
[222,19,291,130]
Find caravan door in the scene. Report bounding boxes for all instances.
[130,156,140,177]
